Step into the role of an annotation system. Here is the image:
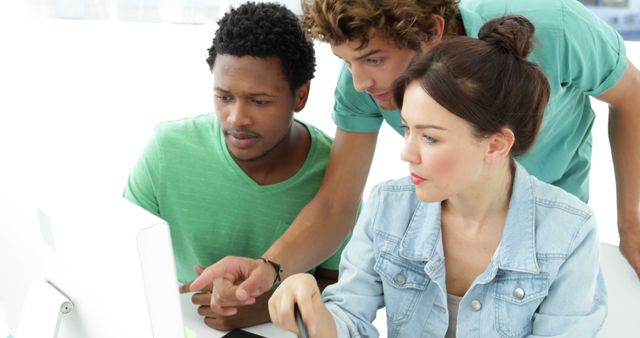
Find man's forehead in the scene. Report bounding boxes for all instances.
[331,35,403,58]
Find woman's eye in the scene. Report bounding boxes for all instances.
[400,125,409,136]
[424,135,438,144]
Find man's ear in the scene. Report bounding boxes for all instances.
[294,82,311,113]
[485,128,515,164]
[420,14,446,50]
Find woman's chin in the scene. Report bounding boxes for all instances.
[415,190,445,203]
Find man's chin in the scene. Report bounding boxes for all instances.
[377,100,397,110]
[230,151,261,163]
[376,100,398,110]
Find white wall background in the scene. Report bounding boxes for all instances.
[0,14,637,337]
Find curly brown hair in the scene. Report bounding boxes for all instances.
[300,0,461,50]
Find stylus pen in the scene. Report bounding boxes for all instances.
[294,304,309,338]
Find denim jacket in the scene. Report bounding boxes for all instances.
[323,163,606,338]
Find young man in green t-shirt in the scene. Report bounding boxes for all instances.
[192,0,640,313]
[124,2,346,331]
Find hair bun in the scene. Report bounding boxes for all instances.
[478,15,536,59]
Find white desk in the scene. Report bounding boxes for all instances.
[2,244,635,338]
[180,293,295,338]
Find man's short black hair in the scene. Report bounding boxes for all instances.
[207,2,316,91]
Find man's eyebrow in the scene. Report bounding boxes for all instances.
[214,87,277,98]
[332,49,384,61]
[247,92,277,98]
[355,49,384,61]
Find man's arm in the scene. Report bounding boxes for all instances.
[190,129,378,300]
[262,129,378,276]
[597,58,640,279]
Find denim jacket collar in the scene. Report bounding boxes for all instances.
[398,162,540,274]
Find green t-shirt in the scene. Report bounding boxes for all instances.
[332,0,627,202]
[124,113,345,282]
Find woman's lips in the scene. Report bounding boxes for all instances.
[410,172,427,185]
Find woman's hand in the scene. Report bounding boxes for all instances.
[268,273,337,338]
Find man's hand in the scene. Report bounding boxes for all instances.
[188,256,277,314]
[619,221,640,278]
[180,265,273,330]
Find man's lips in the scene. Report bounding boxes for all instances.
[226,131,259,149]
[369,91,389,101]
[410,172,427,185]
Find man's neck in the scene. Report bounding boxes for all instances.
[238,121,311,185]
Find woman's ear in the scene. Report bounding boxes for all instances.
[485,128,515,164]
[294,82,311,113]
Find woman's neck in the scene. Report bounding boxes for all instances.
[442,160,514,234]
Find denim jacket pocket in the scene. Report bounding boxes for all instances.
[374,252,430,324]
[494,273,549,338]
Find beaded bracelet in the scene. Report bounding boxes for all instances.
[258,257,283,285]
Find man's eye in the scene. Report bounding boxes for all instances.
[216,95,232,102]
[367,58,382,65]
[252,99,271,106]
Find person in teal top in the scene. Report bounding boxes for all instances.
[331,0,628,204]
[193,0,640,314]
[124,2,347,331]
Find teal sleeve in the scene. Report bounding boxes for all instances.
[332,63,385,132]
[560,0,627,96]
[123,126,163,217]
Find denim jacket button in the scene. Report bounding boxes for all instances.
[470,299,482,311]
[393,271,406,286]
[513,287,526,300]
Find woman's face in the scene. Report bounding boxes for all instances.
[399,81,492,202]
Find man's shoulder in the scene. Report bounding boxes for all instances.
[155,113,216,134]
[302,120,332,141]
[153,113,217,143]
[297,120,333,153]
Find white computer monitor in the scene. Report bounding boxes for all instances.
[1,197,184,338]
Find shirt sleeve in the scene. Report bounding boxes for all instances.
[123,126,164,217]
[322,185,385,337]
[560,0,627,96]
[527,214,607,337]
[332,63,385,133]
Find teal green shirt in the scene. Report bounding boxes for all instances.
[332,0,627,202]
[124,114,346,282]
